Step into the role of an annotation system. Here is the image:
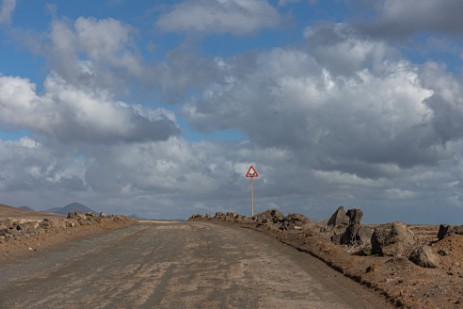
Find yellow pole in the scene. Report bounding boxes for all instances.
[251,177,254,217]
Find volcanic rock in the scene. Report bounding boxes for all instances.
[270,210,286,223]
[409,245,439,268]
[225,212,237,221]
[38,219,50,230]
[68,210,86,221]
[371,222,417,257]
[189,214,202,220]
[346,208,363,225]
[327,206,350,227]
[214,212,225,219]
[438,224,463,240]
[356,226,374,246]
[0,223,7,234]
[286,213,310,225]
[254,210,272,224]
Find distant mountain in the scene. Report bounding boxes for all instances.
[19,205,34,211]
[46,202,98,215]
[128,213,142,219]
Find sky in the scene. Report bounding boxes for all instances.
[1,0,463,223]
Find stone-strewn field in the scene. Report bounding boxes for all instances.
[0,204,135,263]
[190,208,463,309]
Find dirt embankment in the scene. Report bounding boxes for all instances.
[0,204,136,263]
[190,209,463,309]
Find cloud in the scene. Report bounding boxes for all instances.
[356,0,463,39]
[0,73,179,143]
[0,137,86,192]
[72,17,142,75]
[184,25,439,174]
[0,0,15,26]
[6,17,145,94]
[174,23,463,222]
[313,170,384,188]
[384,188,417,199]
[0,136,260,217]
[278,0,300,5]
[303,23,399,75]
[278,0,316,5]
[156,0,281,35]
[1,130,463,222]
[419,62,463,143]
[8,13,252,105]
[3,5,463,223]
[84,138,221,194]
[149,49,227,104]
[9,15,224,103]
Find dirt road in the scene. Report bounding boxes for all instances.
[0,221,392,308]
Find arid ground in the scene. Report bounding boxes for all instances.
[0,203,393,308]
[2,203,462,308]
[190,210,463,309]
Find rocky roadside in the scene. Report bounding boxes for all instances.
[190,208,463,309]
[0,211,136,264]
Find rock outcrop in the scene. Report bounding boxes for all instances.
[346,208,363,225]
[371,222,417,257]
[327,206,350,227]
[283,213,310,230]
[437,224,463,240]
[214,212,225,220]
[327,207,370,246]
[409,245,439,268]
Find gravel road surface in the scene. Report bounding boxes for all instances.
[0,221,393,308]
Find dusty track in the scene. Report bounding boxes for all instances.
[0,221,392,308]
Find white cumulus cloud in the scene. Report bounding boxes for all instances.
[38,17,144,93]
[356,0,463,38]
[0,73,179,143]
[0,0,15,25]
[184,42,436,172]
[156,0,281,35]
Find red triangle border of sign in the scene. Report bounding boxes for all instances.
[246,165,259,178]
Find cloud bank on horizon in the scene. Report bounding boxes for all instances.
[1,0,463,223]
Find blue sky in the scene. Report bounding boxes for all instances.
[1,0,463,223]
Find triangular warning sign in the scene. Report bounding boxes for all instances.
[246,165,259,178]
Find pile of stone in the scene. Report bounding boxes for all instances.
[325,206,372,246]
[0,218,65,243]
[437,224,463,240]
[324,206,439,267]
[0,211,133,244]
[190,209,311,231]
[251,209,310,231]
[190,206,450,269]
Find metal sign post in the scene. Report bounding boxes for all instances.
[250,177,254,217]
[245,165,259,217]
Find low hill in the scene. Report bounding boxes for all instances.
[46,202,97,215]
[0,203,62,218]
